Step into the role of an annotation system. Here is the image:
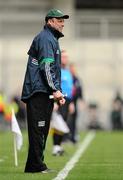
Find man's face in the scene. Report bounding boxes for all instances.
[48,18,65,33]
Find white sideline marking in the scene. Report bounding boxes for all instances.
[53,131,96,180]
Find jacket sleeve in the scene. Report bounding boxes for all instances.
[38,38,61,92]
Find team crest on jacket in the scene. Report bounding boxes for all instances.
[32,58,38,65]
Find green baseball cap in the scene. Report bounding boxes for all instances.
[45,9,69,21]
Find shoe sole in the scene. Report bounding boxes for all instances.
[41,169,56,174]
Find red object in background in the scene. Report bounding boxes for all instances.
[4,114,12,121]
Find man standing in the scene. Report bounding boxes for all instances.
[52,50,74,156]
[69,63,83,143]
[21,9,69,173]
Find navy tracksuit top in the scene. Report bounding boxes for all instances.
[21,25,64,102]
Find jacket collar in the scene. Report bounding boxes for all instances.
[44,24,64,39]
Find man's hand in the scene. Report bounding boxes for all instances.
[53,91,66,106]
[53,90,64,100]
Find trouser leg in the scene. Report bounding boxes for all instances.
[25,93,53,172]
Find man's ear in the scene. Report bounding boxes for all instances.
[47,18,54,25]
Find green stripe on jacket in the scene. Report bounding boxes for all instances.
[39,58,54,64]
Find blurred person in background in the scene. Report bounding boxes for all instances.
[0,92,19,130]
[21,9,68,173]
[50,102,70,156]
[0,90,7,130]
[87,103,102,130]
[0,90,6,117]
[68,63,84,143]
[12,94,26,128]
[3,96,19,122]
[110,91,123,130]
[52,50,74,156]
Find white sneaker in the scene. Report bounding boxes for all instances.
[52,145,64,156]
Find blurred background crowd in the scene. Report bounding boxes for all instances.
[0,0,123,133]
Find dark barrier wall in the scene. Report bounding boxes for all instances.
[75,0,123,9]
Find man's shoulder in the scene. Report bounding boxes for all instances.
[35,29,54,42]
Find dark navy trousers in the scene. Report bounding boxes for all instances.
[25,92,54,172]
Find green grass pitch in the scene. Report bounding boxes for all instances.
[0,130,123,180]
